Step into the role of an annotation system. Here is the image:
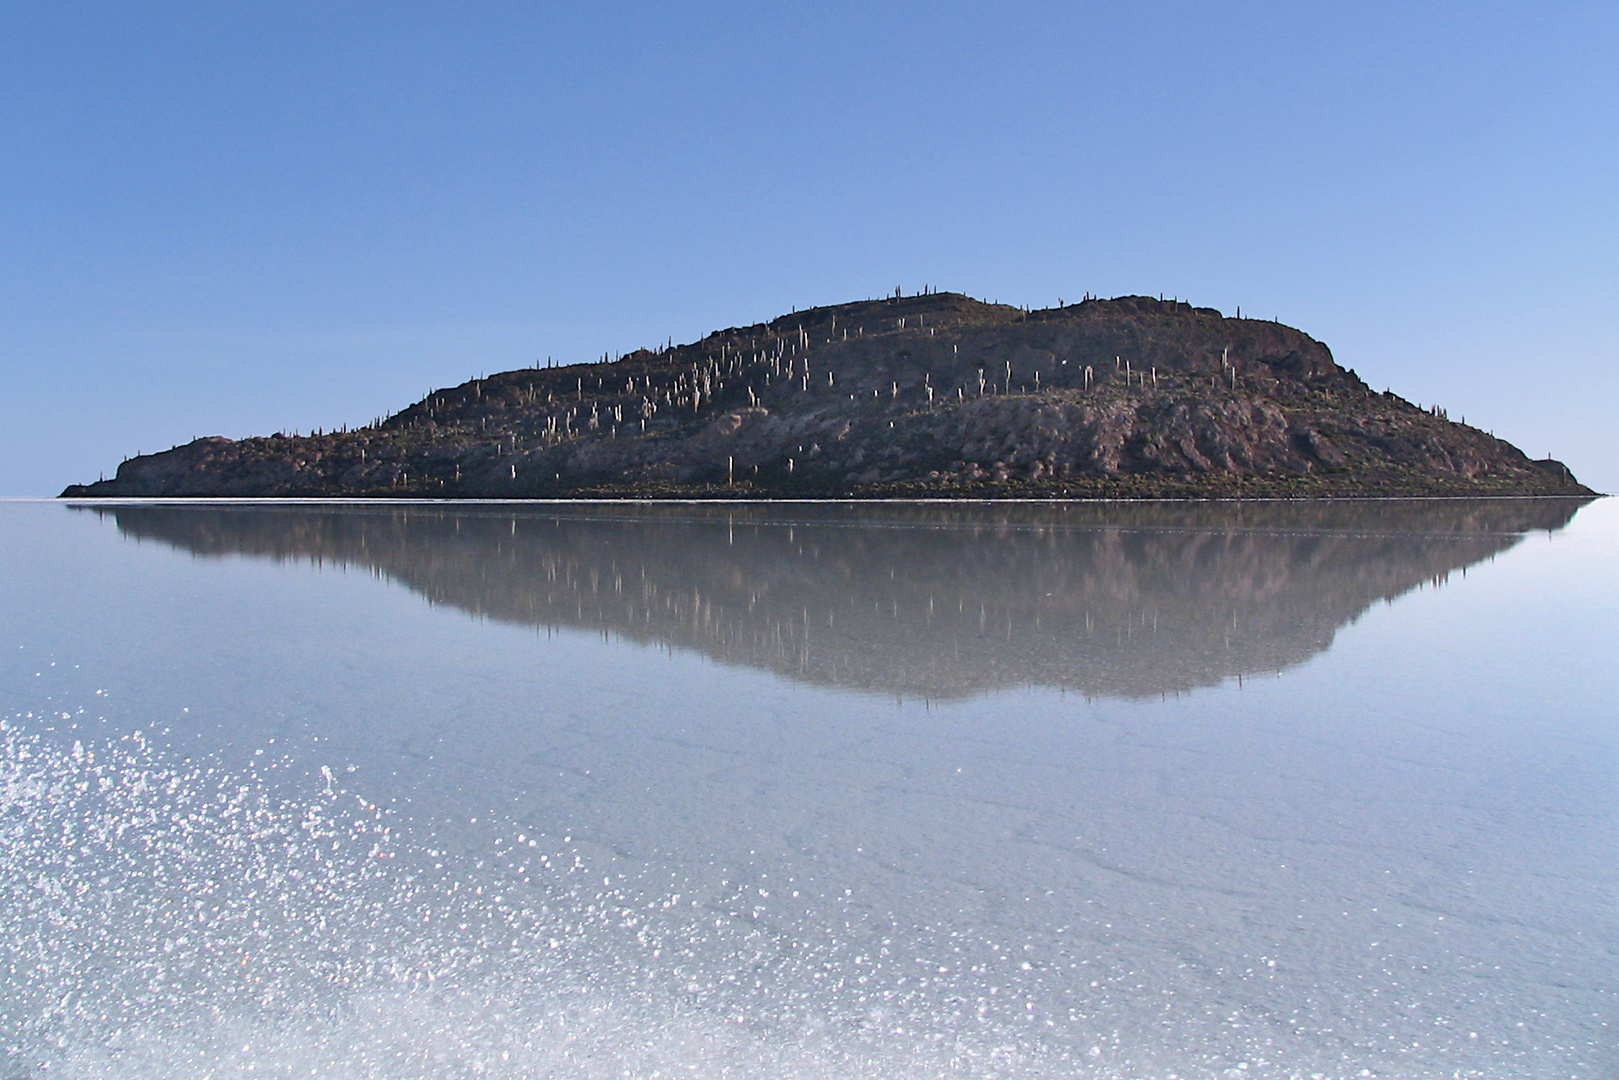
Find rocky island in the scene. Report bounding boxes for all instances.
[62,293,1591,499]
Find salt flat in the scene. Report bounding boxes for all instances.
[2,499,1612,1079]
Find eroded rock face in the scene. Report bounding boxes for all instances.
[62,294,1591,498]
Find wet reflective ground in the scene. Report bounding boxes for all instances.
[2,498,1613,1079]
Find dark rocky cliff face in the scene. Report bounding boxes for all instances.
[63,294,1591,498]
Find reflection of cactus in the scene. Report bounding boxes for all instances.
[99,499,1583,701]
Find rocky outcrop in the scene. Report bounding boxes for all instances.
[62,294,1592,498]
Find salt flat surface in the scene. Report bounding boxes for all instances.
[1,499,1613,1079]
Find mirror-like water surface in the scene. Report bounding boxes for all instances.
[2,499,1613,1079]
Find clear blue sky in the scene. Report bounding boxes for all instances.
[3,1,1614,494]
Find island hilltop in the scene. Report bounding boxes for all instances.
[64,293,1590,499]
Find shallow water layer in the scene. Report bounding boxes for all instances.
[1,498,1613,1079]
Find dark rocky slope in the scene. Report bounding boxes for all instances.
[63,294,1591,498]
[92,499,1580,699]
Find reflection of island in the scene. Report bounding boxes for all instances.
[91,500,1584,700]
